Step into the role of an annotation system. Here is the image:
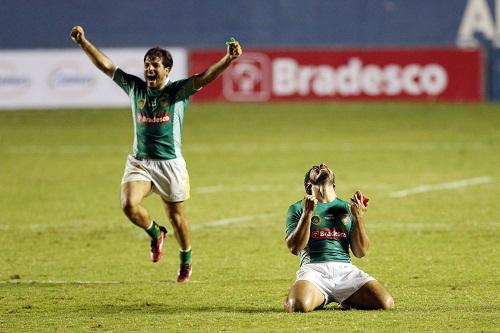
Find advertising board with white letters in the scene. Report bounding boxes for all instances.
[190,48,483,102]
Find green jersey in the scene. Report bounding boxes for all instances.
[285,198,354,266]
[113,68,198,160]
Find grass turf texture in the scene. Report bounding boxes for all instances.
[0,102,499,332]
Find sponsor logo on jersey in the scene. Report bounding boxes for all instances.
[311,215,321,225]
[136,112,171,125]
[311,228,347,240]
[137,99,146,109]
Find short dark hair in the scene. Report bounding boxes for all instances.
[303,165,335,195]
[304,167,314,195]
[144,47,173,69]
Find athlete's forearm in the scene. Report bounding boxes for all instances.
[286,212,312,255]
[193,55,233,89]
[350,215,370,258]
[78,39,116,78]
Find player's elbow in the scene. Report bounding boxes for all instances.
[286,239,300,256]
[101,64,116,78]
[352,249,367,258]
[351,245,368,258]
[193,72,212,89]
[350,237,369,258]
[287,244,300,256]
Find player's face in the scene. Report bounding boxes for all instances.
[144,56,170,90]
[309,163,333,186]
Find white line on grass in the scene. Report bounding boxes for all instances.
[0,280,124,285]
[190,213,276,230]
[193,183,392,194]
[5,142,489,155]
[0,214,277,232]
[185,142,490,153]
[367,221,499,231]
[0,280,197,285]
[193,185,288,194]
[390,176,493,198]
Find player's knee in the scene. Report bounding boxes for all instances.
[381,295,394,310]
[284,298,298,313]
[121,197,139,215]
[284,297,314,313]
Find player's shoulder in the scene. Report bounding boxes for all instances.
[335,197,349,205]
[286,199,303,224]
[162,77,189,94]
[165,77,190,88]
[329,197,351,215]
[322,197,349,211]
[287,199,303,212]
[114,67,146,86]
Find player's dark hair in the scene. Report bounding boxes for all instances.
[304,165,335,195]
[304,167,314,195]
[144,47,173,69]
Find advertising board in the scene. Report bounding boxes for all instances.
[0,48,187,109]
[190,48,483,102]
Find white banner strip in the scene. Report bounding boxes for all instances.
[0,48,187,109]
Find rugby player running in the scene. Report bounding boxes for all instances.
[70,25,242,283]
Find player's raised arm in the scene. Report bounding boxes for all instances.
[349,191,370,258]
[70,25,117,78]
[192,37,242,90]
[286,195,317,255]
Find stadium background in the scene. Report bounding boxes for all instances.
[1,0,500,109]
[0,0,494,48]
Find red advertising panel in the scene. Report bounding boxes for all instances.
[190,48,483,102]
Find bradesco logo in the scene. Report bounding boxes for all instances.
[223,53,271,101]
[273,57,449,97]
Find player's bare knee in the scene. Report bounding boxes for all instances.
[285,297,313,313]
[284,298,293,312]
[382,295,394,310]
[121,197,139,216]
[284,298,301,313]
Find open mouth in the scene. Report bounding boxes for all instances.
[316,168,330,182]
[146,73,157,85]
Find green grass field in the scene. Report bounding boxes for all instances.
[0,102,499,332]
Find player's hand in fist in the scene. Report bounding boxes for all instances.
[350,190,368,218]
[225,37,242,60]
[70,26,85,45]
[303,195,318,214]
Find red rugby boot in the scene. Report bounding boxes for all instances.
[177,263,192,283]
[150,226,167,263]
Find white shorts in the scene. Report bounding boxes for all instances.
[121,155,190,202]
[296,262,375,305]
